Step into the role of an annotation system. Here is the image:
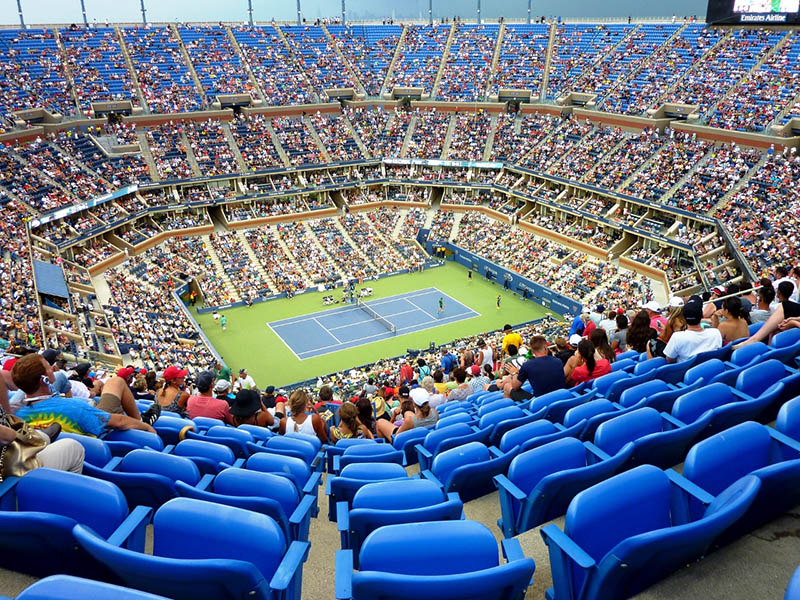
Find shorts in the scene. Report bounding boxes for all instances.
[510,389,533,403]
[95,392,124,415]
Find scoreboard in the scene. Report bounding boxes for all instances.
[707,0,800,23]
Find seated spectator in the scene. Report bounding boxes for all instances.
[504,335,566,401]
[155,365,190,416]
[468,365,493,395]
[12,354,155,437]
[420,375,446,408]
[186,371,231,424]
[96,367,160,425]
[356,396,377,438]
[375,387,438,441]
[610,315,628,353]
[329,402,373,443]
[131,374,154,402]
[590,329,616,363]
[553,337,574,365]
[649,308,688,359]
[230,388,274,429]
[736,281,800,348]
[627,310,657,354]
[432,370,448,395]
[235,368,257,391]
[664,298,723,363]
[644,301,667,336]
[446,368,471,402]
[278,389,328,444]
[750,282,776,324]
[501,324,522,356]
[0,375,84,473]
[564,339,612,386]
[214,379,234,405]
[710,297,750,344]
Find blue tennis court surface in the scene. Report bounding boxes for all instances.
[268,287,479,359]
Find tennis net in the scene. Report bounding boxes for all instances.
[356,298,397,334]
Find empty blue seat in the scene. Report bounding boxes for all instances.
[170,438,238,475]
[541,465,759,600]
[337,478,463,566]
[392,428,428,465]
[327,462,408,522]
[74,497,309,600]
[7,575,169,599]
[479,405,537,445]
[787,565,800,600]
[776,396,800,442]
[253,436,323,470]
[681,421,800,544]
[245,452,322,498]
[498,419,585,454]
[0,469,150,579]
[326,438,382,472]
[416,422,491,471]
[593,406,710,469]
[332,444,404,474]
[153,416,195,446]
[336,520,535,600]
[684,358,726,387]
[436,411,477,429]
[495,437,631,538]
[423,441,517,502]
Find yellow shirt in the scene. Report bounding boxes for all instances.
[502,332,523,355]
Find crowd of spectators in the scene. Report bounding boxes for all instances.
[489,24,549,95]
[550,125,627,180]
[523,116,594,173]
[385,25,450,94]
[244,227,307,295]
[184,119,237,176]
[407,109,450,159]
[178,25,252,98]
[309,112,364,162]
[145,123,194,180]
[437,24,498,101]
[272,116,325,166]
[328,24,401,96]
[207,231,270,303]
[447,112,491,161]
[490,112,556,163]
[281,25,356,93]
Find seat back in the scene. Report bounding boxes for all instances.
[153,498,286,580]
[611,358,636,373]
[671,383,733,424]
[359,520,499,576]
[508,437,586,497]
[499,420,558,453]
[266,436,317,464]
[103,429,164,451]
[591,371,629,397]
[436,412,474,429]
[153,416,195,445]
[17,469,128,538]
[477,398,514,417]
[15,575,172,599]
[191,417,224,431]
[563,399,614,428]
[206,426,253,444]
[340,444,403,470]
[633,357,666,376]
[565,465,672,592]
[529,388,575,414]
[285,431,322,452]
[245,452,310,491]
[214,468,299,517]
[173,439,235,466]
[618,380,671,409]
[120,449,201,485]
[594,407,662,456]
[237,424,272,443]
[776,397,800,442]
[423,422,474,453]
[730,342,769,366]
[683,421,771,496]
[478,406,524,430]
[684,359,725,386]
[736,359,786,397]
[771,329,800,349]
[431,442,489,481]
[353,478,444,511]
[59,433,111,467]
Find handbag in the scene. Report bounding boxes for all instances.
[0,414,46,481]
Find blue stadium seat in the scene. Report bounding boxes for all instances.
[422,441,517,502]
[498,419,586,454]
[326,462,409,522]
[776,397,800,442]
[336,520,535,600]
[416,422,491,471]
[4,575,169,599]
[332,444,405,474]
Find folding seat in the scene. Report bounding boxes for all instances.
[248,436,324,471]
[74,498,309,600]
[528,388,593,419]
[416,422,491,471]
[617,378,702,414]
[683,358,726,387]
[495,437,632,538]
[479,405,538,445]
[175,467,315,542]
[0,469,150,579]
[422,441,517,502]
[762,329,800,365]
[477,398,515,417]
[186,425,253,458]
[103,428,164,455]
[498,419,586,455]
[563,399,616,431]
[694,343,733,364]
[168,438,241,475]
[335,520,535,600]
[6,575,169,599]
[59,432,114,467]
[787,565,800,600]
[707,342,771,387]
[331,443,405,474]
[652,357,698,385]
[776,396,800,442]
[435,411,477,429]
[326,462,409,522]
[188,416,224,432]
[152,415,195,446]
[616,350,639,361]
[595,370,655,404]
[611,358,636,373]
[541,465,759,600]
[337,479,463,566]
[592,406,710,469]
[325,438,382,472]
[681,421,800,544]
[633,356,666,375]
[236,423,273,443]
[393,428,428,465]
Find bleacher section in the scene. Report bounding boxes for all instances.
[386,24,449,95]
[178,25,251,99]
[327,24,402,96]
[489,24,550,96]
[437,24,499,101]
[281,25,356,92]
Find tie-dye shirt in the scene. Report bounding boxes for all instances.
[16,394,110,437]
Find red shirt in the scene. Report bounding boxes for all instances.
[570,359,612,385]
[187,394,231,424]
[399,364,414,384]
[583,320,597,339]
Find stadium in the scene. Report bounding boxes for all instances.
[0,0,799,596]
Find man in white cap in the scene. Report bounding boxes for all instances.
[643,300,667,335]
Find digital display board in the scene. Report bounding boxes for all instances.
[707,0,800,23]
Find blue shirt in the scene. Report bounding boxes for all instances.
[440,353,457,375]
[16,394,110,437]
[569,315,585,337]
[516,356,566,397]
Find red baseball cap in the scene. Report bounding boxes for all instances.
[116,367,135,380]
[2,357,17,371]
[470,364,481,376]
[163,365,189,381]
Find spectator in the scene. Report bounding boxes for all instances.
[710,297,750,344]
[627,310,656,354]
[214,379,234,405]
[215,361,233,382]
[440,348,458,380]
[230,388,274,429]
[643,301,667,335]
[420,375,446,408]
[416,358,431,381]
[476,339,494,369]
[235,368,257,391]
[375,387,438,441]
[590,329,616,363]
[355,396,377,438]
[468,365,493,395]
[432,370,448,395]
[155,365,190,417]
[501,324,522,356]
[278,389,328,444]
[96,366,159,425]
[504,335,565,400]
[13,354,155,437]
[610,314,628,353]
[736,281,800,348]
[564,339,612,386]
[750,283,775,324]
[554,337,574,365]
[446,368,471,402]
[329,402,373,443]
[186,370,231,424]
[664,298,723,363]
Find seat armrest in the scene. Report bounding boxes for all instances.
[332,455,342,474]
[289,494,316,543]
[416,444,433,471]
[420,469,443,488]
[290,494,316,526]
[768,427,800,454]
[0,477,19,510]
[107,505,153,551]
[161,444,175,454]
[501,538,528,566]
[270,541,311,592]
[196,473,214,491]
[303,471,323,495]
[336,502,350,533]
[231,458,245,469]
[660,412,686,429]
[488,446,504,459]
[312,450,325,473]
[494,474,527,501]
[335,550,354,600]
[541,524,596,569]
[583,441,612,461]
[102,456,123,471]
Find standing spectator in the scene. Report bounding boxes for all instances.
[476,339,494,369]
[664,298,723,363]
[440,348,458,380]
[215,361,233,382]
[501,324,522,356]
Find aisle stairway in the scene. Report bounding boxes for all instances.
[200,234,242,302]
[235,229,279,295]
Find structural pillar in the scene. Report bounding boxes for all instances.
[341,0,346,24]
[297,0,302,25]
[429,0,433,24]
[140,0,147,25]
[477,0,481,24]
[17,0,25,29]
[248,0,253,25]
[80,0,88,27]
[527,0,532,24]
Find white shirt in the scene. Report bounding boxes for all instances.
[235,375,256,391]
[774,277,799,302]
[478,348,493,368]
[664,328,723,363]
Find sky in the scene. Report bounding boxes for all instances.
[5,0,710,26]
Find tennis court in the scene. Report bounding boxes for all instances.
[267,287,479,359]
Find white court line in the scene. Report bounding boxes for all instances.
[404,297,438,321]
[296,310,479,359]
[327,308,419,332]
[314,317,342,343]
[266,322,301,361]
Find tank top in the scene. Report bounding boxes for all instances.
[285,415,317,437]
